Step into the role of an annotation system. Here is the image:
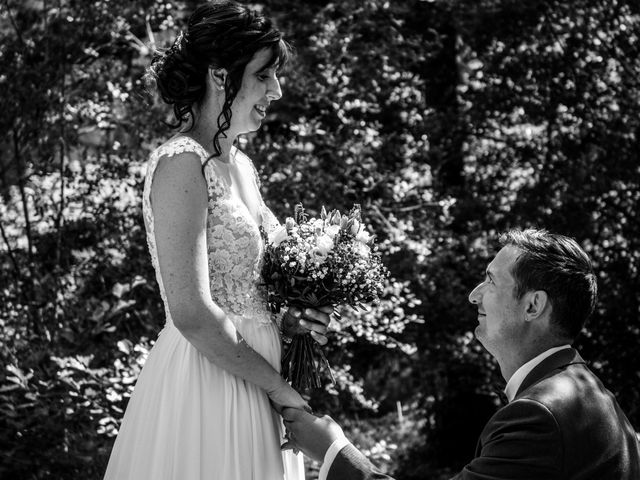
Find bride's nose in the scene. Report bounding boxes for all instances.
[267,76,282,101]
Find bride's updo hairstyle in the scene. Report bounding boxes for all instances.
[149,0,291,164]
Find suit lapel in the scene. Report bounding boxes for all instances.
[514,347,585,399]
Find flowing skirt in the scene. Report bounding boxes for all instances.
[103,315,304,480]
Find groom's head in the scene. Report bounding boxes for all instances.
[469,229,597,359]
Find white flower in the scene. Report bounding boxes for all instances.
[353,242,371,257]
[316,234,334,256]
[325,224,340,238]
[269,225,289,246]
[356,229,372,244]
[310,235,334,265]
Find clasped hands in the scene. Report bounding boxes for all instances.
[281,408,346,463]
[278,305,345,461]
[268,305,332,414]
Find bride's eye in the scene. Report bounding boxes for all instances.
[257,71,272,81]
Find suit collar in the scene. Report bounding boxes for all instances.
[515,347,585,398]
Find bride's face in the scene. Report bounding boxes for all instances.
[230,48,283,134]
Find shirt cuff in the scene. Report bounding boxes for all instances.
[318,436,351,480]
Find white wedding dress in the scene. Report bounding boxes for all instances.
[103,136,304,480]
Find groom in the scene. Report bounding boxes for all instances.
[282,229,640,479]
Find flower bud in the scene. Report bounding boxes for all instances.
[350,219,361,236]
[285,217,296,231]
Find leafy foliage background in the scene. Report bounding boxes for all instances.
[1,0,638,478]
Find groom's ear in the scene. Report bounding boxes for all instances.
[524,290,549,322]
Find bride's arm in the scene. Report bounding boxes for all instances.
[150,151,307,410]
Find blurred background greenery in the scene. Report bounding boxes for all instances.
[1,0,639,478]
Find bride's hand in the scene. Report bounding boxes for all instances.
[267,379,311,413]
[282,306,332,345]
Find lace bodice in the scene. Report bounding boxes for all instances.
[143,136,280,327]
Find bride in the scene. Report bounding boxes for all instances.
[103,2,331,479]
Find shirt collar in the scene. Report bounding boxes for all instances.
[504,344,572,402]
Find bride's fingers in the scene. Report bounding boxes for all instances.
[318,305,334,314]
[280,440,294,451]
[281,443,301,455]
[300,319,328,336]
[302,308,331,326]
[310,330,328,346]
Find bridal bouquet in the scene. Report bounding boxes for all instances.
[260,203,388,391]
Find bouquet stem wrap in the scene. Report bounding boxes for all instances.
[281,311,335,391]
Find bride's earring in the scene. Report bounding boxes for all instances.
[209,67,227,93]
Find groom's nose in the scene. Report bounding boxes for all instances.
[468,283,482,305]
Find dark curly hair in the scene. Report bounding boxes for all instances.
[148,0,291,166]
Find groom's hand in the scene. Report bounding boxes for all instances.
[281,407,346,462]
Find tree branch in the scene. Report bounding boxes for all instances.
[0,211,21,284]
[1,0,26,48]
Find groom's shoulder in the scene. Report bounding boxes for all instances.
[522,361,609,408]
[517,362,633,440]
[512,361,640,476]
[487,363,603,435]
[523,362,593,406]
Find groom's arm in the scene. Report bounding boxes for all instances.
[325,398,561,480]
[284,398,561,480]
[326,443,394,480]
[451,399,562,480]
[281,408,395,480]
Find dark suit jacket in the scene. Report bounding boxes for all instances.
[327,348,640,480]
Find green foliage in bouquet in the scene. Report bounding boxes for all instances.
[260,203,389,391]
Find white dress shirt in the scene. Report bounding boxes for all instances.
[318,435,351,480]
[504,344,572,402]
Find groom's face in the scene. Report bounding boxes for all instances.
[468,246,527,357]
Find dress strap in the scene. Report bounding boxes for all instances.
[154,136,209,165]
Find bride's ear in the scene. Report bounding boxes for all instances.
[208,67,227,91]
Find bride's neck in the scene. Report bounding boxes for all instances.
[186,109,237,162]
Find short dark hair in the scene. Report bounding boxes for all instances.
[499,229,597,340]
